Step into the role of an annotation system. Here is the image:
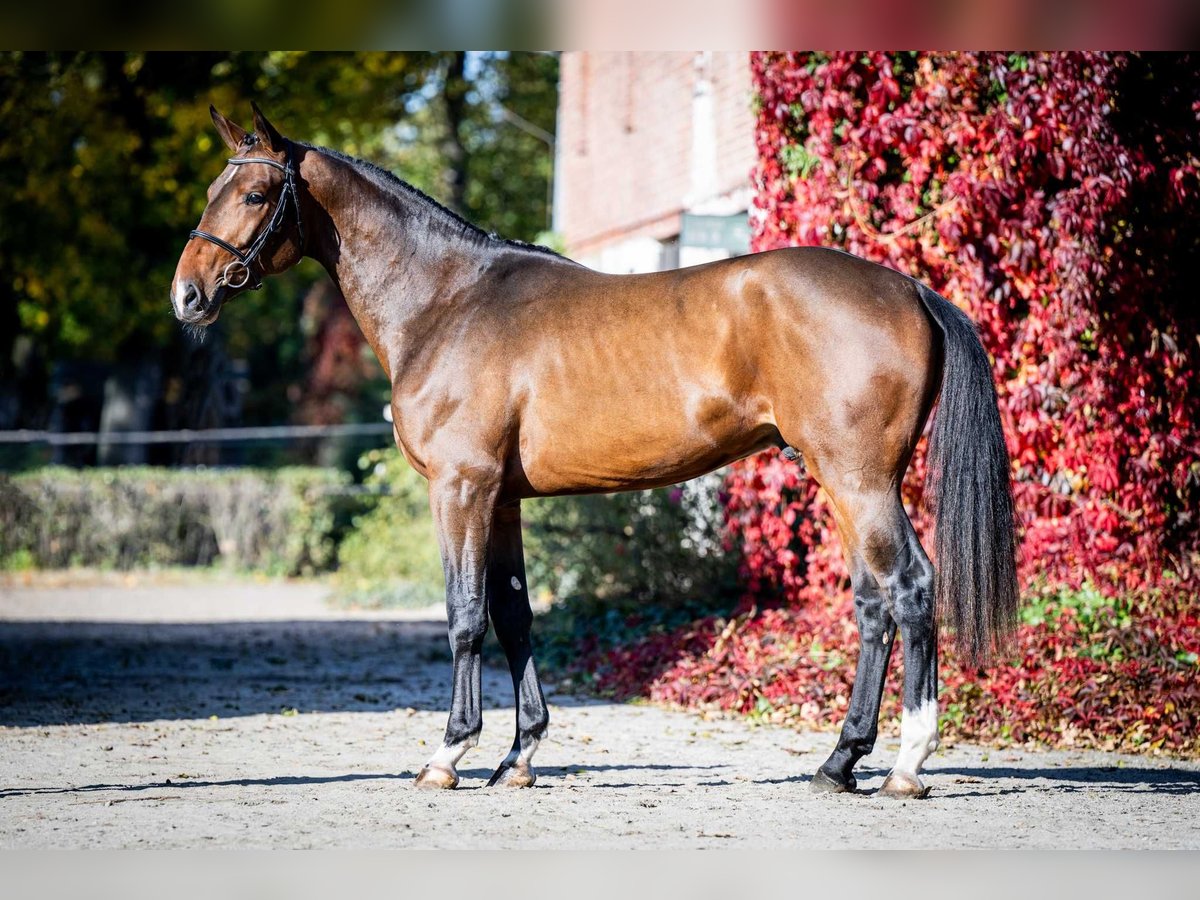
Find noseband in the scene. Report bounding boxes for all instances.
[188,142,304,291]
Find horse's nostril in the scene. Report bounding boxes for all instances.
[183,283,201,310]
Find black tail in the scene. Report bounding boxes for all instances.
[915,283,1019,664]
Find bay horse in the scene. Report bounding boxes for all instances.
[172,105,1018,799]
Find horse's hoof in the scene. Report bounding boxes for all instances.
[878,771,930,799]
[810,768,856,794]
[414,765,459,790]
[487,762,536,788]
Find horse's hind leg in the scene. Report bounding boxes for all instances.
[810,550,897,793]
[807,483,938,798]
[485,502,549,788]
[869,509,939,798]
[841,495,939,798]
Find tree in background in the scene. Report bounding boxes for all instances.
[294,51,559,433]
[0,51,558,450]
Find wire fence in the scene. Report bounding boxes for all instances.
[0,422,397,475]
[0,422,393,446]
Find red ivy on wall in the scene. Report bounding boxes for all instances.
[579,53,1200,757]
[733,50,1200,601]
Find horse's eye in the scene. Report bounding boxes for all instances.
[245,192,266,206]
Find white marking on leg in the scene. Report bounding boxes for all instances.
[492,735,541,787]
[426,736,475,771]
[516,736,540,768]
[499,733,541,771]
[892,698,939,777]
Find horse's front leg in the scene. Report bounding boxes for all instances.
[415,466,499,790]
[485,502,549,788]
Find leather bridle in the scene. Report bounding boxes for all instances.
[188,141,304,291]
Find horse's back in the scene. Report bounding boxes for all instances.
[397,248,939,498]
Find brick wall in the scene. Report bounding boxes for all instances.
[555,52,755,262]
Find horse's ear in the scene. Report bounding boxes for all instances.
[251,102,285,153]
[210,105,248,153]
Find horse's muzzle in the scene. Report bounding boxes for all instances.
[172,279,223,326]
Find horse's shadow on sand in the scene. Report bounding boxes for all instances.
[0,617,554,727]
[756,765,1200,798]
[927,764,1200,797]
[0,763,733,799]
[4,763,1196,801]
[2,617,1198,801]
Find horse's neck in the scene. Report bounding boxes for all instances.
[303,149,488,380]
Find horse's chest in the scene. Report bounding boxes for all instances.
[391,422,432,479]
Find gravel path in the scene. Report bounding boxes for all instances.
[1,574,1197,849]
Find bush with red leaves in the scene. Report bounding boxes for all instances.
[741,50,1200,599]
[562,52,1200,757]
[572,583,1199,756]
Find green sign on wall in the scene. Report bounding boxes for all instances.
[680,212,751,254]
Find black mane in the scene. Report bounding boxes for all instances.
[296,140,562,259]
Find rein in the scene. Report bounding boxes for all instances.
[188,141,304,290]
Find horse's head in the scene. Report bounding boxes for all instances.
[171,104,306,328]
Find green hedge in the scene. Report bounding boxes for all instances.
[335,447,739,614]
[0,466,351,575]
[524,475,738,611]
[334,448,445,607]
[1,454,741,617]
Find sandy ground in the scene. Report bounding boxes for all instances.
[1,574,1197,849]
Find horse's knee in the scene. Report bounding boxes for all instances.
[447,601,489,652]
